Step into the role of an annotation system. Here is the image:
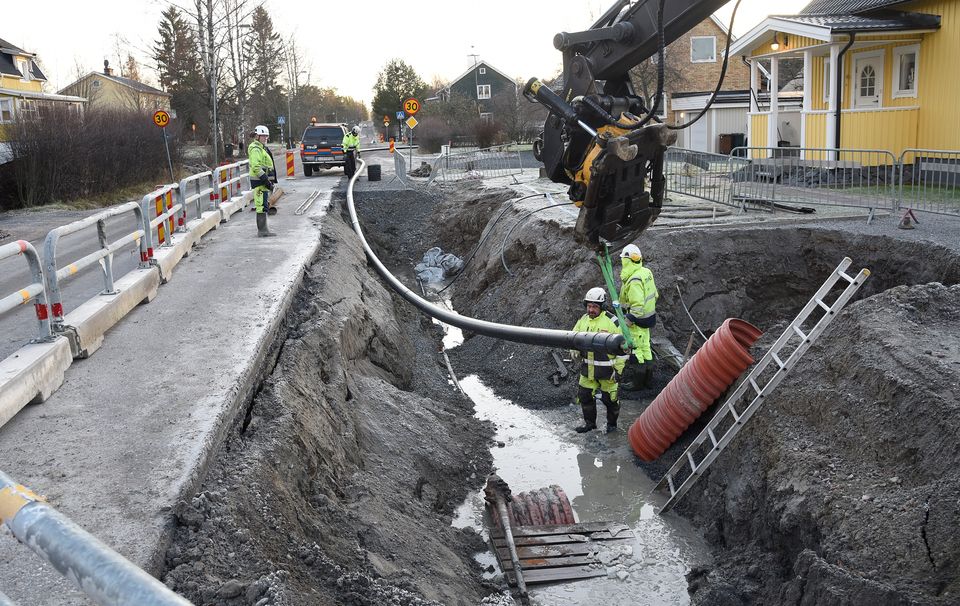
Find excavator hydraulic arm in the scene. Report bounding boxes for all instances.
[527,0,729,249]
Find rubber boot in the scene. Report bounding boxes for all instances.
[256,212,276,237]
[620,361,643,391]
[575,386,597,433]
[640,363,653,388]
[601,391,620,433]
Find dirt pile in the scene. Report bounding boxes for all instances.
[420,184,960,602]
[162,212,496,605]
[684,283,960,605]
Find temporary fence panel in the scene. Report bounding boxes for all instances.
[177,171,215,224]
[664,147,747,207]
[0,240,51,340]
[898,149,960,217]
[139,184,182,256]
[430,145,524,182]
[42,202,149,332]
[728,147,898,213]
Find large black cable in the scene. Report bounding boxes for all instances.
[345,159,625,354]
[436,192,547,294]
[635,0,666,129]
[667,0,743,131]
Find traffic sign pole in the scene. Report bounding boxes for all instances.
[153,110,175,183]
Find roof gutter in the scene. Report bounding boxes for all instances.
[835,32,855,149]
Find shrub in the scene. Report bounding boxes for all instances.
[2,106,181,209]
[415,115,452,154]
[471,119,503,149]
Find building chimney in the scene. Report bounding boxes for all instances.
[103,59,113,76]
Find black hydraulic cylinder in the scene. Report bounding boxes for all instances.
[345,159,626,355]
[524,78,578,124]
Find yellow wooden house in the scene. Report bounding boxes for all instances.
[1,37,85,161]
[730,0,959,159]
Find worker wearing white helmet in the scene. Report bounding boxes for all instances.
[619,243,659,389]
[569,287,628,434]
[248,125,277,237]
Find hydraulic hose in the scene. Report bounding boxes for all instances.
[345,159,626,355]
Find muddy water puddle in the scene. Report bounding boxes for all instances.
[435,328,711,605]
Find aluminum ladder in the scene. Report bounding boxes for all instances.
[654,257,871,514]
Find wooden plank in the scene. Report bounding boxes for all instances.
[495,554,600,571]
[494,522,630,537]
[506,566,607,586]
[498,539,634,559]
[493,531,635,547]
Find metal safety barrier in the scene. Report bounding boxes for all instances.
[898,149,960,217]
[0,240,51,340]
[428,144,524,183]
[214,160,251,206]
[0,470,192,605]
[728,147,899,214]
[664,147,747,207]
[140,184,182,257]
[42,202,149,332]
[177,171,215,225]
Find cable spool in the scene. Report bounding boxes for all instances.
[628,318,762,461]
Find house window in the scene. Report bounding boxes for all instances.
[893,44,919,98]
[479,67,486,75]
[480,112,493,124]
[17,59,32,82]
[477,84,491,100]
[822,58,831,102]
[18,100,39,121]
[0,98,13,123]
[93,80,101,88]
[690,36,716,63]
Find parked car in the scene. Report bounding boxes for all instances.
[300,123,347,176]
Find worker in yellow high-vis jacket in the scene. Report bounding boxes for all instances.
[619,244,658,389]
[248,125,276,237]
[570,287,628,434]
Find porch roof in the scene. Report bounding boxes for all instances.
[730,10,940,57]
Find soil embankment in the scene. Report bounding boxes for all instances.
[162,209,497,605]
[426,182,960,604]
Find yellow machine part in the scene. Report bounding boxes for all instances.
[569,114,641,206]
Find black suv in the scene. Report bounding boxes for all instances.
[299,123,346,176]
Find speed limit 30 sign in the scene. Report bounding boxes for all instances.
[403,98,420,116]
[153,110,170,128]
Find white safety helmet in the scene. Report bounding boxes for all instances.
[584,287,606,305]
[620,244,642,262]
[351,125,360,135]
[253,125,269,137]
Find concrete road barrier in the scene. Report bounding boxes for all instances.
[61,267,161,359]
[0,337,72,428]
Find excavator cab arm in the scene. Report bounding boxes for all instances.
[527,0,728,248]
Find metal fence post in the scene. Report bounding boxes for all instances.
[95,219,117,295]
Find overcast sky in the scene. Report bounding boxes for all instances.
[13,0,809,107]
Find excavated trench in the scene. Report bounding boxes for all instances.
[161,179,960,606]
[423,182,960,605]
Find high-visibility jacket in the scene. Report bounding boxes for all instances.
[620,258,658,322]
[342,132,360,152]
[247,139,274,191]
[572,311,628,381]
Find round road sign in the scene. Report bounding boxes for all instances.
[403,98,420,116]
[153,110,170,128]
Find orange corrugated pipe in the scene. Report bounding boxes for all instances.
[629,319,762,462]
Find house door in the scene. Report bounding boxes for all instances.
[690,115,708,152]
[854,55,883,108]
